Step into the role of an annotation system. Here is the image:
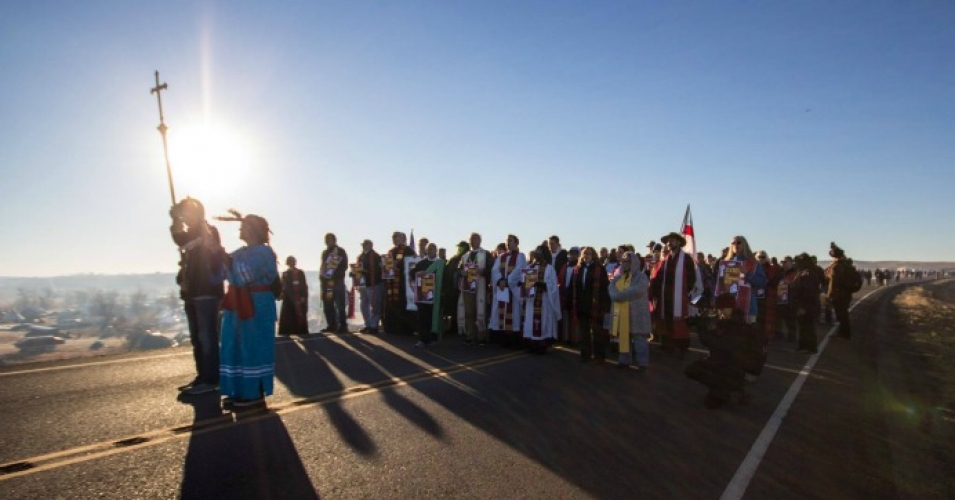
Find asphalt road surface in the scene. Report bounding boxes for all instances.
[0,280,949,499]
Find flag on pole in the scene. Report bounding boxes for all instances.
[680,204,697,262]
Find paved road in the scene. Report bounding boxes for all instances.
[0,280,946,499]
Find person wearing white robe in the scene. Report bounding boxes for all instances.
[489,234,526,347]
[522,246,561,354]
[457,232,491,344]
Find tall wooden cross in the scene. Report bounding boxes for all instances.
[150,70,176,206]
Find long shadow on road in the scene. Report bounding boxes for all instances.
[274,337,376,457]
[178,395,320,500]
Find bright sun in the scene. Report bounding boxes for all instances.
[167,121,251,205]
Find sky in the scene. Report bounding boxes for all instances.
[1,1,954,277]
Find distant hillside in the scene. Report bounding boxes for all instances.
[0,271,316,303]
[0,273,180,303]
[816,261,955,271]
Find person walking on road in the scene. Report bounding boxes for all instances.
[826,242,856,339]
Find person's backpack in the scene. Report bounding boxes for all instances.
[847,266,863,293]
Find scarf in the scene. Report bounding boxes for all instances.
[612,271,631,340]
[426,258,445,333]
[531,265,545,338]
[221,284,271,320]
[385,246,408,305]
[662,250,687,319]
[496,252,517,330]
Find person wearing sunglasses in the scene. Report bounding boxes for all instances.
[720,236,768,325]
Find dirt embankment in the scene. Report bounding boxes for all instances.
[882,279,955,498]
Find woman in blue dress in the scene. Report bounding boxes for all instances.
[218,212,279,409]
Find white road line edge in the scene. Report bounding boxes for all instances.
[720,286,884,500]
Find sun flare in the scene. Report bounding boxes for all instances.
[167,121,252,205]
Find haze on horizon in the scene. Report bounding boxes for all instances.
[2,2,954,277]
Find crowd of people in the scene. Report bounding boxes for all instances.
[169,196,890,411]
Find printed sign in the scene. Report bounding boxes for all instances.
[415,272,436,304]
[522,267,539,298]
[718,260,743,295]
[321,252,343,278]
[462,262,479,293]
[382,254,396,280]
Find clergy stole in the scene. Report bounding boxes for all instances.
[497,251,519,331]
[660,250,690,339]
[531,265,545,339]
[457,249,489,332]
[386,246,408,306]
[590,263,604,322]
[426,258,446,334]
[612,271,632,353]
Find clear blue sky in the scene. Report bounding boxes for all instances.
[2,1,953,277]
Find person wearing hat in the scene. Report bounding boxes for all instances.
[169,197,226,396]
[354,239,383,334]
[384,232,417,335]
[278,255,309,336]
[825,242,855,339]
[649,232,699,358]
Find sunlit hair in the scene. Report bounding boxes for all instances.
[215,209,271,244]
[177,197,205,219]
[726,235,754,260]
[577,246,597,268]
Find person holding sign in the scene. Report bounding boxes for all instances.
[456,232,492,345]
[717,235,767,324]
[522,245,561,354]
[489,234,527,348]
[384,231,417,335]
[320,233,349,333]
[412,243,445,348]
[649,232,698,359]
